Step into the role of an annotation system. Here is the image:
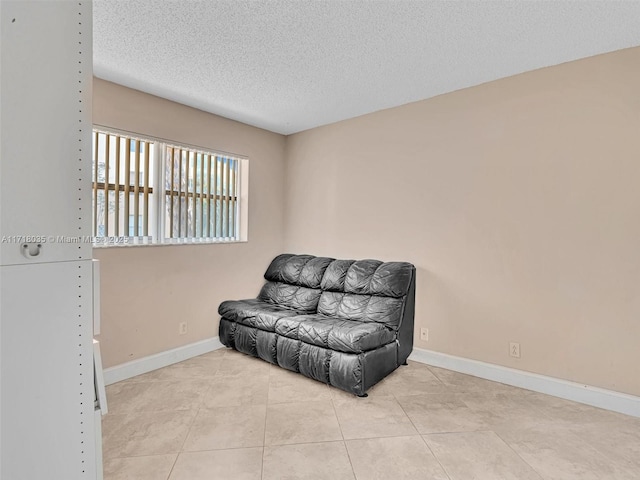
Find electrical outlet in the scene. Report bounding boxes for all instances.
[509,342,520,358]
[179,322,188,335]
[420,328,429,341]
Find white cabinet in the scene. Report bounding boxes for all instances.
[0,0,93,266]
[0,1,99,478]
[1,262,96,479]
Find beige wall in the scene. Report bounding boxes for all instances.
[284,48,640,396]
[93,78,286,368]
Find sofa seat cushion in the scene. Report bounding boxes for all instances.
[218,299,299,332]
[275,314,395,354]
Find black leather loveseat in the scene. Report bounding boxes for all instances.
[218,254,416,396]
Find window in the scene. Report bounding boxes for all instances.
[164,146,239,240]
[92,129,245,245]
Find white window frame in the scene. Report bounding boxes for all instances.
[92,126,248,247]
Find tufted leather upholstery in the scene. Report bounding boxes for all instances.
[218,254,416,395]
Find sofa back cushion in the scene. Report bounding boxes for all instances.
[259,255,414,325]
[259,254,334,312]
[264,254,334,288]
[344,260,413,297]
[318,259,413,328]
[319,259,354,291]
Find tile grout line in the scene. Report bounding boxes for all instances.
[109,428,513,460]
[261,366,273,480]
[418,374,549,480]
[487,393,559,480]
[165,360,221,480]
[421,436,455,480]
[393,389,454,480]
[260,433,427,447]
[491,430,546,480]
[419,363,610,479]
[180,438,349,454]
[330,391,358,480]
[423,364,546,478]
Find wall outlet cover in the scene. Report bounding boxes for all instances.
[420,328,429,341]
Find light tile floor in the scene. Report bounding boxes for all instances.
[103,348,640,480]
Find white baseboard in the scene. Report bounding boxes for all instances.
[409,347,640,418]
[103,337,224,385]
[103,339,639,418]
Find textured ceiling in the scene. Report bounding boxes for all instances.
[94,1,640,135]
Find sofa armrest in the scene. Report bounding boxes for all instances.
[396,267,416,365]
